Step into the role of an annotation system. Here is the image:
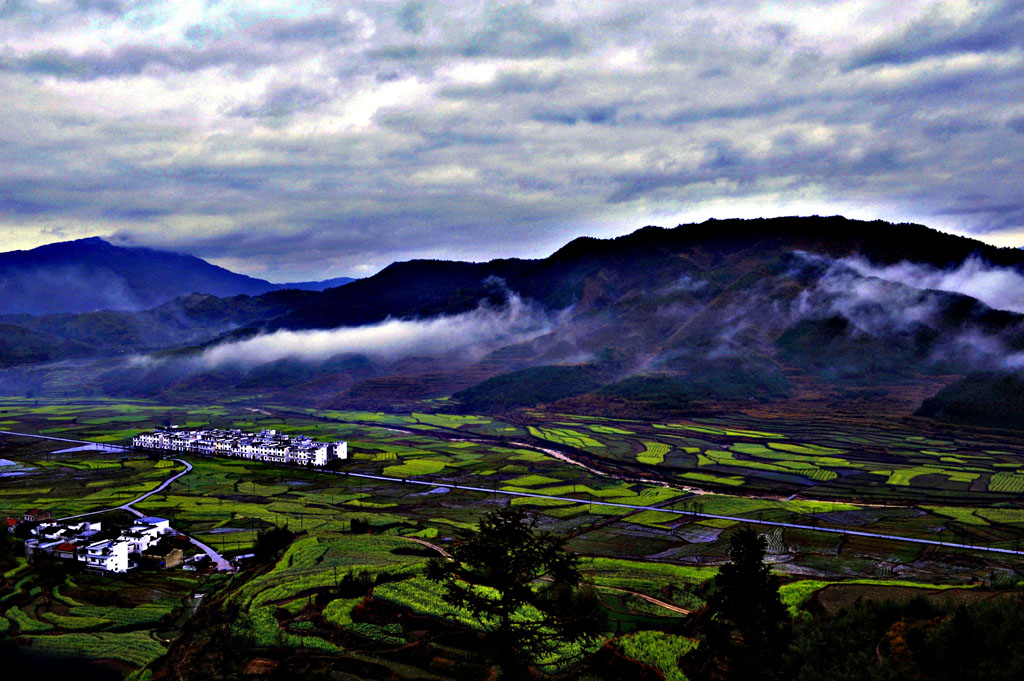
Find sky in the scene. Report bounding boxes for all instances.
[0,1,1022,281]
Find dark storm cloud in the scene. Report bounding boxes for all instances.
[229,85,331,119]
[532,104,620,126]
[847,2,1024,69]
[262,15,356,43]
[461,3,577,58]
[73,0,125,14]
[661,96,807,127]
[1,1,1023,280]
[396,1,426,35]
[3,11,360,80]
[438,69,565,98]
[8,42,276,79]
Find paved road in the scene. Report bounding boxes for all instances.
[58,458,194,521]
[0,429,129,450]
[54,457,233,571]
[6,427,1021,559]
[0,430,233,570]
[335,470,1024,557]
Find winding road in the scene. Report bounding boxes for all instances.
[5,427,1023,563]
[0,430,232,570]
[335,470,1024,557]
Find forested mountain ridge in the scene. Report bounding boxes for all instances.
[3,217,1024,428]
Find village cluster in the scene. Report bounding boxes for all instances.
[132,426,348,466]
[2,427,349,574]
[13,511,183,573]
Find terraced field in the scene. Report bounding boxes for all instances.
[0,566,201,674]
[4,397,1024,679]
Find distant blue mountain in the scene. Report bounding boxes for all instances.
[0,237,352,315]
[275,276,356,292]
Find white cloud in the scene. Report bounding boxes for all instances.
[1,1,1022,279]
[841,255,1024,314]
[200,293,559,366]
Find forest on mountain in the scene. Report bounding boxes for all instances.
[3,217,1024,428]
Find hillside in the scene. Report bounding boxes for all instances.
[916,372,1024,430]
[266,216,1024,332]
[0,237,351,315]
[4,217,1024,426]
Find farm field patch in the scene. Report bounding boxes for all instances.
[4,398,1024,680]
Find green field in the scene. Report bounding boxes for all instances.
[3,398,1024,680]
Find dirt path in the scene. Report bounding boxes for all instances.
[401,535,452,560]
[603,587,693,615]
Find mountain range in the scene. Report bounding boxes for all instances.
[0,236,353,315]
[2,217,1024,429]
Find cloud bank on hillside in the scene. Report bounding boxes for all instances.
[840,255,1024,315]
[199,293,558,367]
[786,251,1024,371]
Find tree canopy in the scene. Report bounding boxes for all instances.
[427,505,603,676]
[684,527,792,681]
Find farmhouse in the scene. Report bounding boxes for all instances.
[142,542,184,570]
[22,508,52,522]
[133,426,347,467]
[24,516,175,574]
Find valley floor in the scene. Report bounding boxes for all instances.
[2,396,1023,679]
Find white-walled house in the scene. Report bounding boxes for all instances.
[25,516,174,574]
[81,539,130,573]
[120,517,170,553]
[133,427,344,467]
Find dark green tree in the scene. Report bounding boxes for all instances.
[252,525,295,563]
[0,528,17,570]
[684,527,792,681]
[427,505,604,678]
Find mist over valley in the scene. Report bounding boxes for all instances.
[3,216,1024,429]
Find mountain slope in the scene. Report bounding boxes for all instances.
[265,216,1024,333]
[106,217,1021,415]
[0,237,351,315]
[7,216,1024,425]
[916,373,1024,430]
[4,290,317,354]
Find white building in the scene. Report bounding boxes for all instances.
[133,426,345,467]
[80,539,130,573]
[120,517,171,553]
[25,516,174,574]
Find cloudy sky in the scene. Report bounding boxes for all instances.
[1,1,1022,280]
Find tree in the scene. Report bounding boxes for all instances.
[252,524,295,563]
[684,527,792,681]
[0,528,17,569]
[427,505,604,677]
